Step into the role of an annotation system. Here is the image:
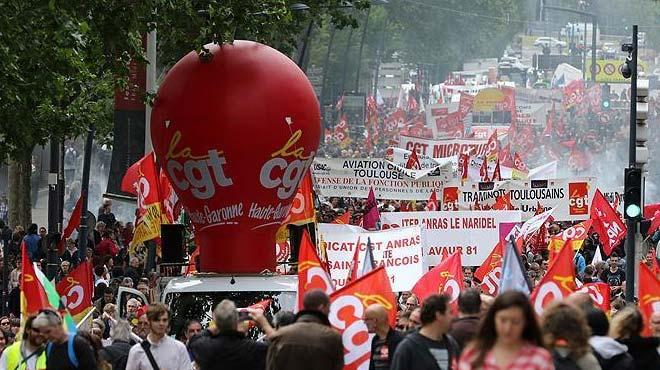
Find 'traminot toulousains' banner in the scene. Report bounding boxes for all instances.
[458,178,595,221]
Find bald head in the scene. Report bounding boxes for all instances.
[650,311,660,337]
[480,294,494,315]
[566,292,593,312]
[362,304,389,336]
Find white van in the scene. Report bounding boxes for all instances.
[117,273,298,338]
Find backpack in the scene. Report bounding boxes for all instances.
[46,333,79,368]
[100,342,130,370]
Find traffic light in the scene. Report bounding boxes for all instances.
[601,84,611,110]
[636,78,649,165]
[624,167,642,219]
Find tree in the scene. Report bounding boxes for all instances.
[0,0,367,228]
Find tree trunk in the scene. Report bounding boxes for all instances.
[8,147,34,229]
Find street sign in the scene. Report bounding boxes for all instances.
[586,59,649,83]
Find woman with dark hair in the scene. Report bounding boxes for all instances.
[609,306,660,369]
[585,308,634,370]
[541,302,600,370]
[458,291,553,370]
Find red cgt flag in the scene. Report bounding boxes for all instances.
[329,267,396,370]
[577,283,611,313]
[284,171,315,226]
[332,212,352,225]
[590,189,626,256]
[474,241,503,296]
[530,242,576,315]
[56,260,94,319]
[412,252,464,309]
[492,192,514,211]
[298,230,334,309]
[425,190,439,211]
[639,262,660,336]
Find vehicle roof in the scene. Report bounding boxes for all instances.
[162,274,298,295]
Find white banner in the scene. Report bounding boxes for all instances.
[458,178,595,221]
[380,211,522,266]
[311,158,450,199]
[318,224,424,291]
[384,147,455,180]
[398,135,489,158]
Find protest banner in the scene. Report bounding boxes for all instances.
[318,224,424,291]
[380,210,522,266]
[384,147,455,180]
[458,178,595,221]
[311,158,450,200]
[398,134,489,158]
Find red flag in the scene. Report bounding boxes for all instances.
[21,241,49,316]
[298,230,334,309]
[577,283,611,313]
[458,153,469,181]
[122,152,164,248]
[648,211,660,236]
[457,92,475,119]
[563,80,584,109]
[284,171,315,226]
[56,260,93,318]
[513,152,528,171]
[590,190,626,256]
[479,158,490,182]
[442,186,459,211]
[549,219,593,256]
[159,169,177,224]
[499,144,513,167]
[492,159,502,181]
[405,150,421,170]
[530,242,576,315]
[485,130,499,160]
[412,252,464,309]
[425,190,439,211]
[363,187,380,230]
[58,196,82,254]
[347,237,362,284]
[639,262,660,336]
[474,242,503,296]
[492,192,514,211]
[329,267,396,370]
[331,212,352,225]
[186,247,200,276]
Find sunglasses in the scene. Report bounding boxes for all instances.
[0,321,9,326]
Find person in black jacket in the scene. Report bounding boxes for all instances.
[188,299,274,370]
[391,294,460,370]
[585,308,634,370]
[363,304,404,370]
[100,319,132,370]
[610,306,660,369]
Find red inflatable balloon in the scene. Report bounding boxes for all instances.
[151,41,320,273]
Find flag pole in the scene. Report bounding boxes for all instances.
[77,124,95,262]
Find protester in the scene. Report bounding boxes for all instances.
[189,299,273,370]
[541,302,601,370]
[449,288,482,350]
[585,308,634,370]
[599,253,625,296]
[363,303,404,370]
[650,312,660,337]
[267,289,343,370]
[99,319,133,370]
[32,309,97,369]
[406,307,422,332]
[272,311,295,330]
[181,320,202,345]
[132,307,150,341]
[125,303,191,370]
[458,291,552,370]
[0,315,47,369]
[391,294,460,370]
[609,306,660,369]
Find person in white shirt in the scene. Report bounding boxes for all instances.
[125,303,191,370]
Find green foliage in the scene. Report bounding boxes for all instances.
[0,0,369,161]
